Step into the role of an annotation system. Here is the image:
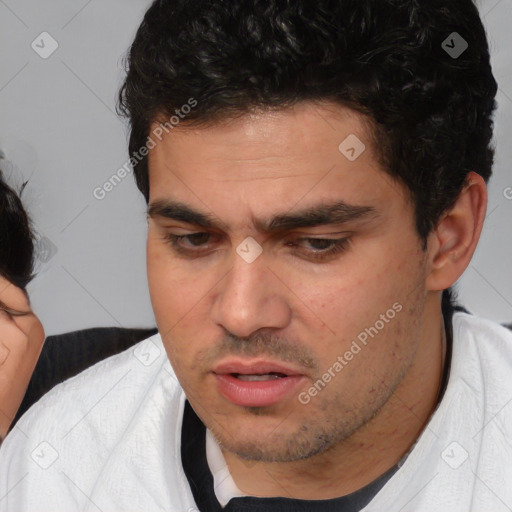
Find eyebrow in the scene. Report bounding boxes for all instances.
[147,199,379,234]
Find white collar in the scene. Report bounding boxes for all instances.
[205,428,248,507]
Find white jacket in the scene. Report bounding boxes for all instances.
[0,312,511,511]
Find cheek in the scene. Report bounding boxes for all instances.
[284,263,390,332]
[146,237,213,368]
[16,314,45,344]
[147,235,187,322]
[287,247,420,360]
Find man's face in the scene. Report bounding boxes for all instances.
[146,102,430,462]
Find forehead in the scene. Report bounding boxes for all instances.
[148,102,373,169]
[146,102,408,228]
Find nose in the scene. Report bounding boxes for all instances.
[210,245,292,338]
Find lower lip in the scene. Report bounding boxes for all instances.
[214,373,306,407]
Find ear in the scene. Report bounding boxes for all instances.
[425,172,488,291]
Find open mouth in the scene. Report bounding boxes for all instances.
[211,359,307,407]
[213,369,305,407]
[231,372,288,381]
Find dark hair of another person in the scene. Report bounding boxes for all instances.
[117,0,497,249]
[0,171,35,291]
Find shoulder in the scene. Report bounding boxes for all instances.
[0,334,184,512]
[451,311,512,401]
[14,327,159,423]
[14,332,176,434]
[0,332,183,500]
[19,331,170,418]
[453,311,512,356]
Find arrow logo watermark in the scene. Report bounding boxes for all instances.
[236,236,263,263]
[338,134,366,162]
[31,32,59,59]
[441,32,468,59]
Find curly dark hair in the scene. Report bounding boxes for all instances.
[118,0,497,247]
[0,170,35,290]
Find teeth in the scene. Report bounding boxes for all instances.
[235,373,285,381]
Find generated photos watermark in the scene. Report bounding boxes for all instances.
[298,301,403,405]
[93,98,197,200]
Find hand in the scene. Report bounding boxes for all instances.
[0,276,45,441]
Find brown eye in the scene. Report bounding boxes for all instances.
[287,237,351,261]
[163,232,219,256]
[180,233,211,246]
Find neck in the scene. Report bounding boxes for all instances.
[222,298,447,500]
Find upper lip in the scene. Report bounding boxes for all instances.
[213,359,304,376]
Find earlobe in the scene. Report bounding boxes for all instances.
[425,172,487,291]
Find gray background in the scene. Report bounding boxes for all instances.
[0,0,511,336]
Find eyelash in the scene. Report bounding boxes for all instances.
[0,306,29,317]
[163,233,350,261]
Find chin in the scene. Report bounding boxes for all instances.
[208,414,343,463]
